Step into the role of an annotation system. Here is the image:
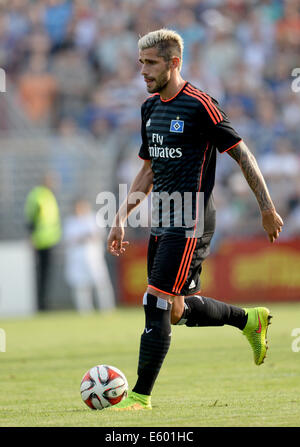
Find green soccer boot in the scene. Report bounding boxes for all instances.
[243,307,272,365]
[106,391,152,411]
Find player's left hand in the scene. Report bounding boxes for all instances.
[261,209,284,243]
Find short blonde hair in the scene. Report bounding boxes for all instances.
[138,28,184,70]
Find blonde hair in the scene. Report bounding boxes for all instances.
[138,29,184,70]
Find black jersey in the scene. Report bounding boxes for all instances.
[138,81,242,235]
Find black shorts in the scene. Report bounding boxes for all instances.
[147,230,214,296]
[147,193,216,296]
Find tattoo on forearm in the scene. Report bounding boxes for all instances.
[228,143,274,212]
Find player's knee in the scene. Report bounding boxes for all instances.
[171,301,185,325]
[146,286,173,304]
[146,287,184,324]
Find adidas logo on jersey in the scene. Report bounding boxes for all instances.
[146,118,151,127]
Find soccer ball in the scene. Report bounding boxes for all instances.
[80,364,128,410]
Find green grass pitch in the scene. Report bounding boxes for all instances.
[0,303,299,427]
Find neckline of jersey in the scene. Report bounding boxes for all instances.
[160,81,188,103]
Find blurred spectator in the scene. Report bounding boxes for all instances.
[276,0,300,49]
[63,199,115,313]
[43,0,73,51]
[18,54,58,126]
[258,137,300,218]
[171,7,205,68]
[285,178,300,237]
[51,46,95,123]
[237,8,275,78]
[93,21,136,75]
[253,96,286,154]
[26,27,51,59]
[81,86,119,136]
[281,91,300,138]
[202,19,241,81]
[184,48,224,100]
[5,0,30,41]
[72,0,98,53]
[259,137,300,180]
[0,0,298,240]
[24,172,62,311]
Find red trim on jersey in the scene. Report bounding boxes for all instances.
[138,154,150,161]
[148,284,178,297]
[160,81,188,103]
[183,86,223,125]
[190,141,210,237]
[198,142,209,192]
[171,141,210,294]
[186,84,223,122]
[173,141,209,293]
[185,290,202,297]
[183,90,219,124]
[220,139,243,153]
[143,92,159,103]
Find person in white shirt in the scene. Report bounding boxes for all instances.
[64,199,115,313]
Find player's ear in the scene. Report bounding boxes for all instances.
[170,56,181,71]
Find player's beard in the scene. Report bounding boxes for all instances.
[146,70,170,94]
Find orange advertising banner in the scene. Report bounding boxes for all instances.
[117,240,148,305]
[117,238,300,305]
[201,238,300,302]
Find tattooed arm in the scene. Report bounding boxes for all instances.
[227,140,284,243]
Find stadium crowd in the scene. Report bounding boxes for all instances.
[1,0,300,242]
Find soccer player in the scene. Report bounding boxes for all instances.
[106,29,284,411]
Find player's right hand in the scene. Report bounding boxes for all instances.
[107,225,129,256]
[261,209,284,243]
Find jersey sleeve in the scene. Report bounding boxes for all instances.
[138,103,150,160]
[199,97,242,153]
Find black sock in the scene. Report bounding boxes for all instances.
[132,293,171,396]
[176,295,247,330]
